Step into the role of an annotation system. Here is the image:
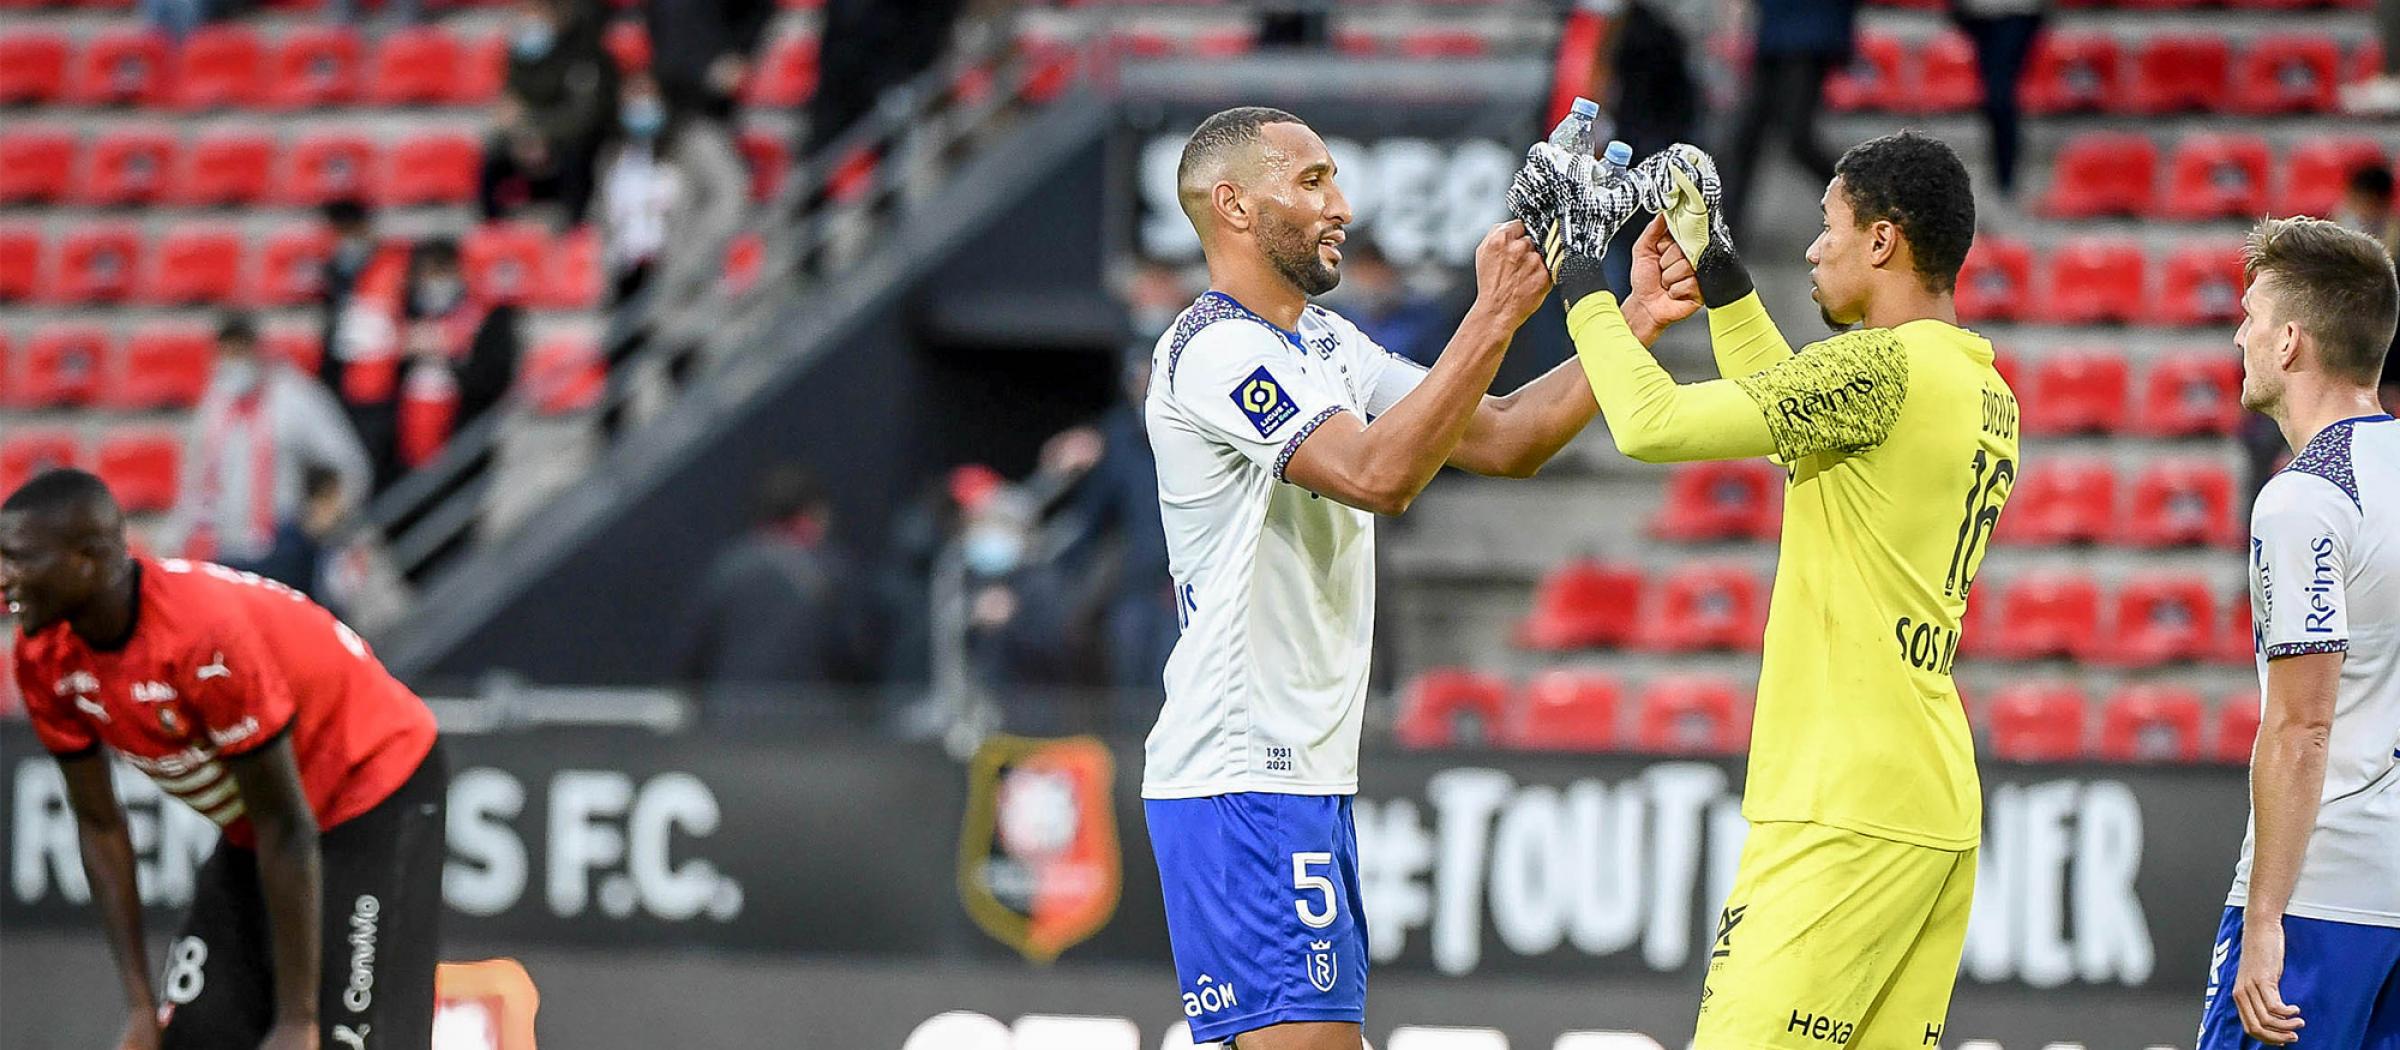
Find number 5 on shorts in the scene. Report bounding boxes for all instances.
[1292,852,1336,929]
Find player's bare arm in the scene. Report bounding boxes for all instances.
[59,749,162,1050]
[1280,220,1550,513]
[2234,648,2341,1045]
[1446,217,1699,478]
[225,734,326,1049]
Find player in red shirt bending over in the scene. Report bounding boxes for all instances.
[2,469,446,1050]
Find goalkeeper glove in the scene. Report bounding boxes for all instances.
[1634,144,1754,307]
[1505,141,1646,306]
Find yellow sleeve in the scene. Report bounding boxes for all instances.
[1705,292,1795,379]
[1565,293,1777,463]
[1728,328,1912,463]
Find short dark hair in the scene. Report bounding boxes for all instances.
[1177,107,1307,223]
[302,464,344,503]
[2,468,120,519]
[2244,216,2400,384]
[2349,163,2395,205]
[216,311,257,345]
[1834,132,1977,295]
[323,198,369,228]
[412,238,461,271]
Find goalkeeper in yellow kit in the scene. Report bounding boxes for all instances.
[1508,131,2017,1048]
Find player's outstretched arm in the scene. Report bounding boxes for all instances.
[1282,221,1551,514]
[1634,146,1794,379]
[226,736,325,1046]
[60,751,163,1050]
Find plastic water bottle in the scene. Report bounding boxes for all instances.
[1547,96,1600,156]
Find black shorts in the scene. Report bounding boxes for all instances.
[159,742,448,1050]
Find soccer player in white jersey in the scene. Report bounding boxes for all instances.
[2198,216,2400,1049]
[1141,107,1691,1050]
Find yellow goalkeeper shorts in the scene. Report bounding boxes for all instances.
[1694,820,1977,1050]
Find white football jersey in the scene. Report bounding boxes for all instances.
[1140,292,1429,799]
[2228,414,2400,927]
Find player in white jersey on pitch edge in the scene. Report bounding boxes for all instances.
[2197,216,2400,1049]
[1141,107,1694,1050]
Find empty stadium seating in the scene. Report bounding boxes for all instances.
[1396,668,1509,749]
[2042,133,2156,218]
[1955,237,2034,323]
[10,325,107,408]
[0,127,74,203]
[93,431,181,513]
[172,25,266,110]
[1515,559,1644,651]
[1987,573,2104,660]
[0,430,83,496]
[2022,32,2120,114]
[2107,574,2218,666]
[178,131,277,205]
[2154,242,2248,327]
[1651,461,1782,541]
[2129,35,2230,114]
[1995,458,2115,545]
[2282,137,2394,218]
[1630,676,1747,756]
[2212,691,2261,763]
[0,32,71,105]
[111,327,215,409]
[2134,353,2243,437]
[2042,239,2146,325]
[1636,562,1766,652]
[144,226,244,305]
[1503,669,1620,751]
[2020,350,2128,435]
[2122,459,2240,547]
[2162,133,2271,220]
[1985,682,2090,761]
[2231,34,2341,114]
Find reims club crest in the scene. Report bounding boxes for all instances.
[956,735,1122,963]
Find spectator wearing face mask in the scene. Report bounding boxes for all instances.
[599,73,682,303]
[644,0,764,292]
[164,314,372,565]
[481,0,617,226]
[393,240,524,473]
[317,200,407,412]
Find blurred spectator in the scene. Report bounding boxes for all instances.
[481,0,618,226]
[1951,0,2046,200]
[1258,2,1330,48]
[165,314,372,565]
[2343,0,2400,114]
[142,0,220,42]
[1052,351,1175,716]
[1328,239,1448,366]
[1585,0,1704,294]
[2339,163,2399,251]
[318,200,409,394]
[332,0,418,28]
[644,0,761,301]
[600,75,680,303]
[393,240,524,473]
[1722,0,1858,237]
[805,0,968,155]
[675,465,875,717]
[949,496,1078,730]
[1124,261,1197,342]
[227,464,348,603]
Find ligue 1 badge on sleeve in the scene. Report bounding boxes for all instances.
[956,735,1122,963]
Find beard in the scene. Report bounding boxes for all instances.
[1260,211,1341,297]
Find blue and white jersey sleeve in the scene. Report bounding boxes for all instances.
[1313,306,1429,420]
[1164,323,1352,482]
[2252,469,2360,660]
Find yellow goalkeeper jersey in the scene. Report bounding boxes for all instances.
[1566,292,2018,850]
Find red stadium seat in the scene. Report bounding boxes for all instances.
[1955,237,2034,323]
[455,35,508,105]
[2136,353,2243,437]
[366,27,464,105]
[2097,686,2206,762]
[2108,574,2218,667]
[1503,669,1621,751]
[1984,682,2090,762]
[2123,459,2239,547]
[110,326,214,409]
[0,32,72,105]
[267,26,362,108]
[463,223,550,306]
[52,225,143,304]
[0,127,76,204]
[1636,562,1766,652]
[534,227,602,309]
[2042,239,2147,325]
[1515,559,1644,651]
[82,128,177,205]
[521,334,605,414]
[2215,587,2257,664]
[93,432,182,514]
[2232,35,2341,114]
[2128,36,2231,115]
[2163,133,2272,220]
[2350,41,2386,87]
[1916,32,1981,114]
[384,132,480,205]
[2020,350,2128,435]
[2021,32,2120,115]
[263,329,323,374]
[2212,691,2261,764]
[2041,133,2156,219]
[1186,30,1254,61]
[1994,458,2115,545]
[71,29,170,107]
[279,133,377,205]
[0,227,38,302]
[746,35,819,107]
[1398,29,1489,59]
[2281,137,2392,218]
[251,227,335,307]
[1396,668,1509,748]
[142,226,243,305]
[1989,572,2103,660]
[2154,242,2247,327]
[738,130,788,203]
[175,131,275,205]
[171,25,264,109]
[1826,33,1906,112]
[1631,676,1747,756]
[604,21,650,74]
[0,431,84,498]
[13,325,108,407]
[1651,460,1782,541]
